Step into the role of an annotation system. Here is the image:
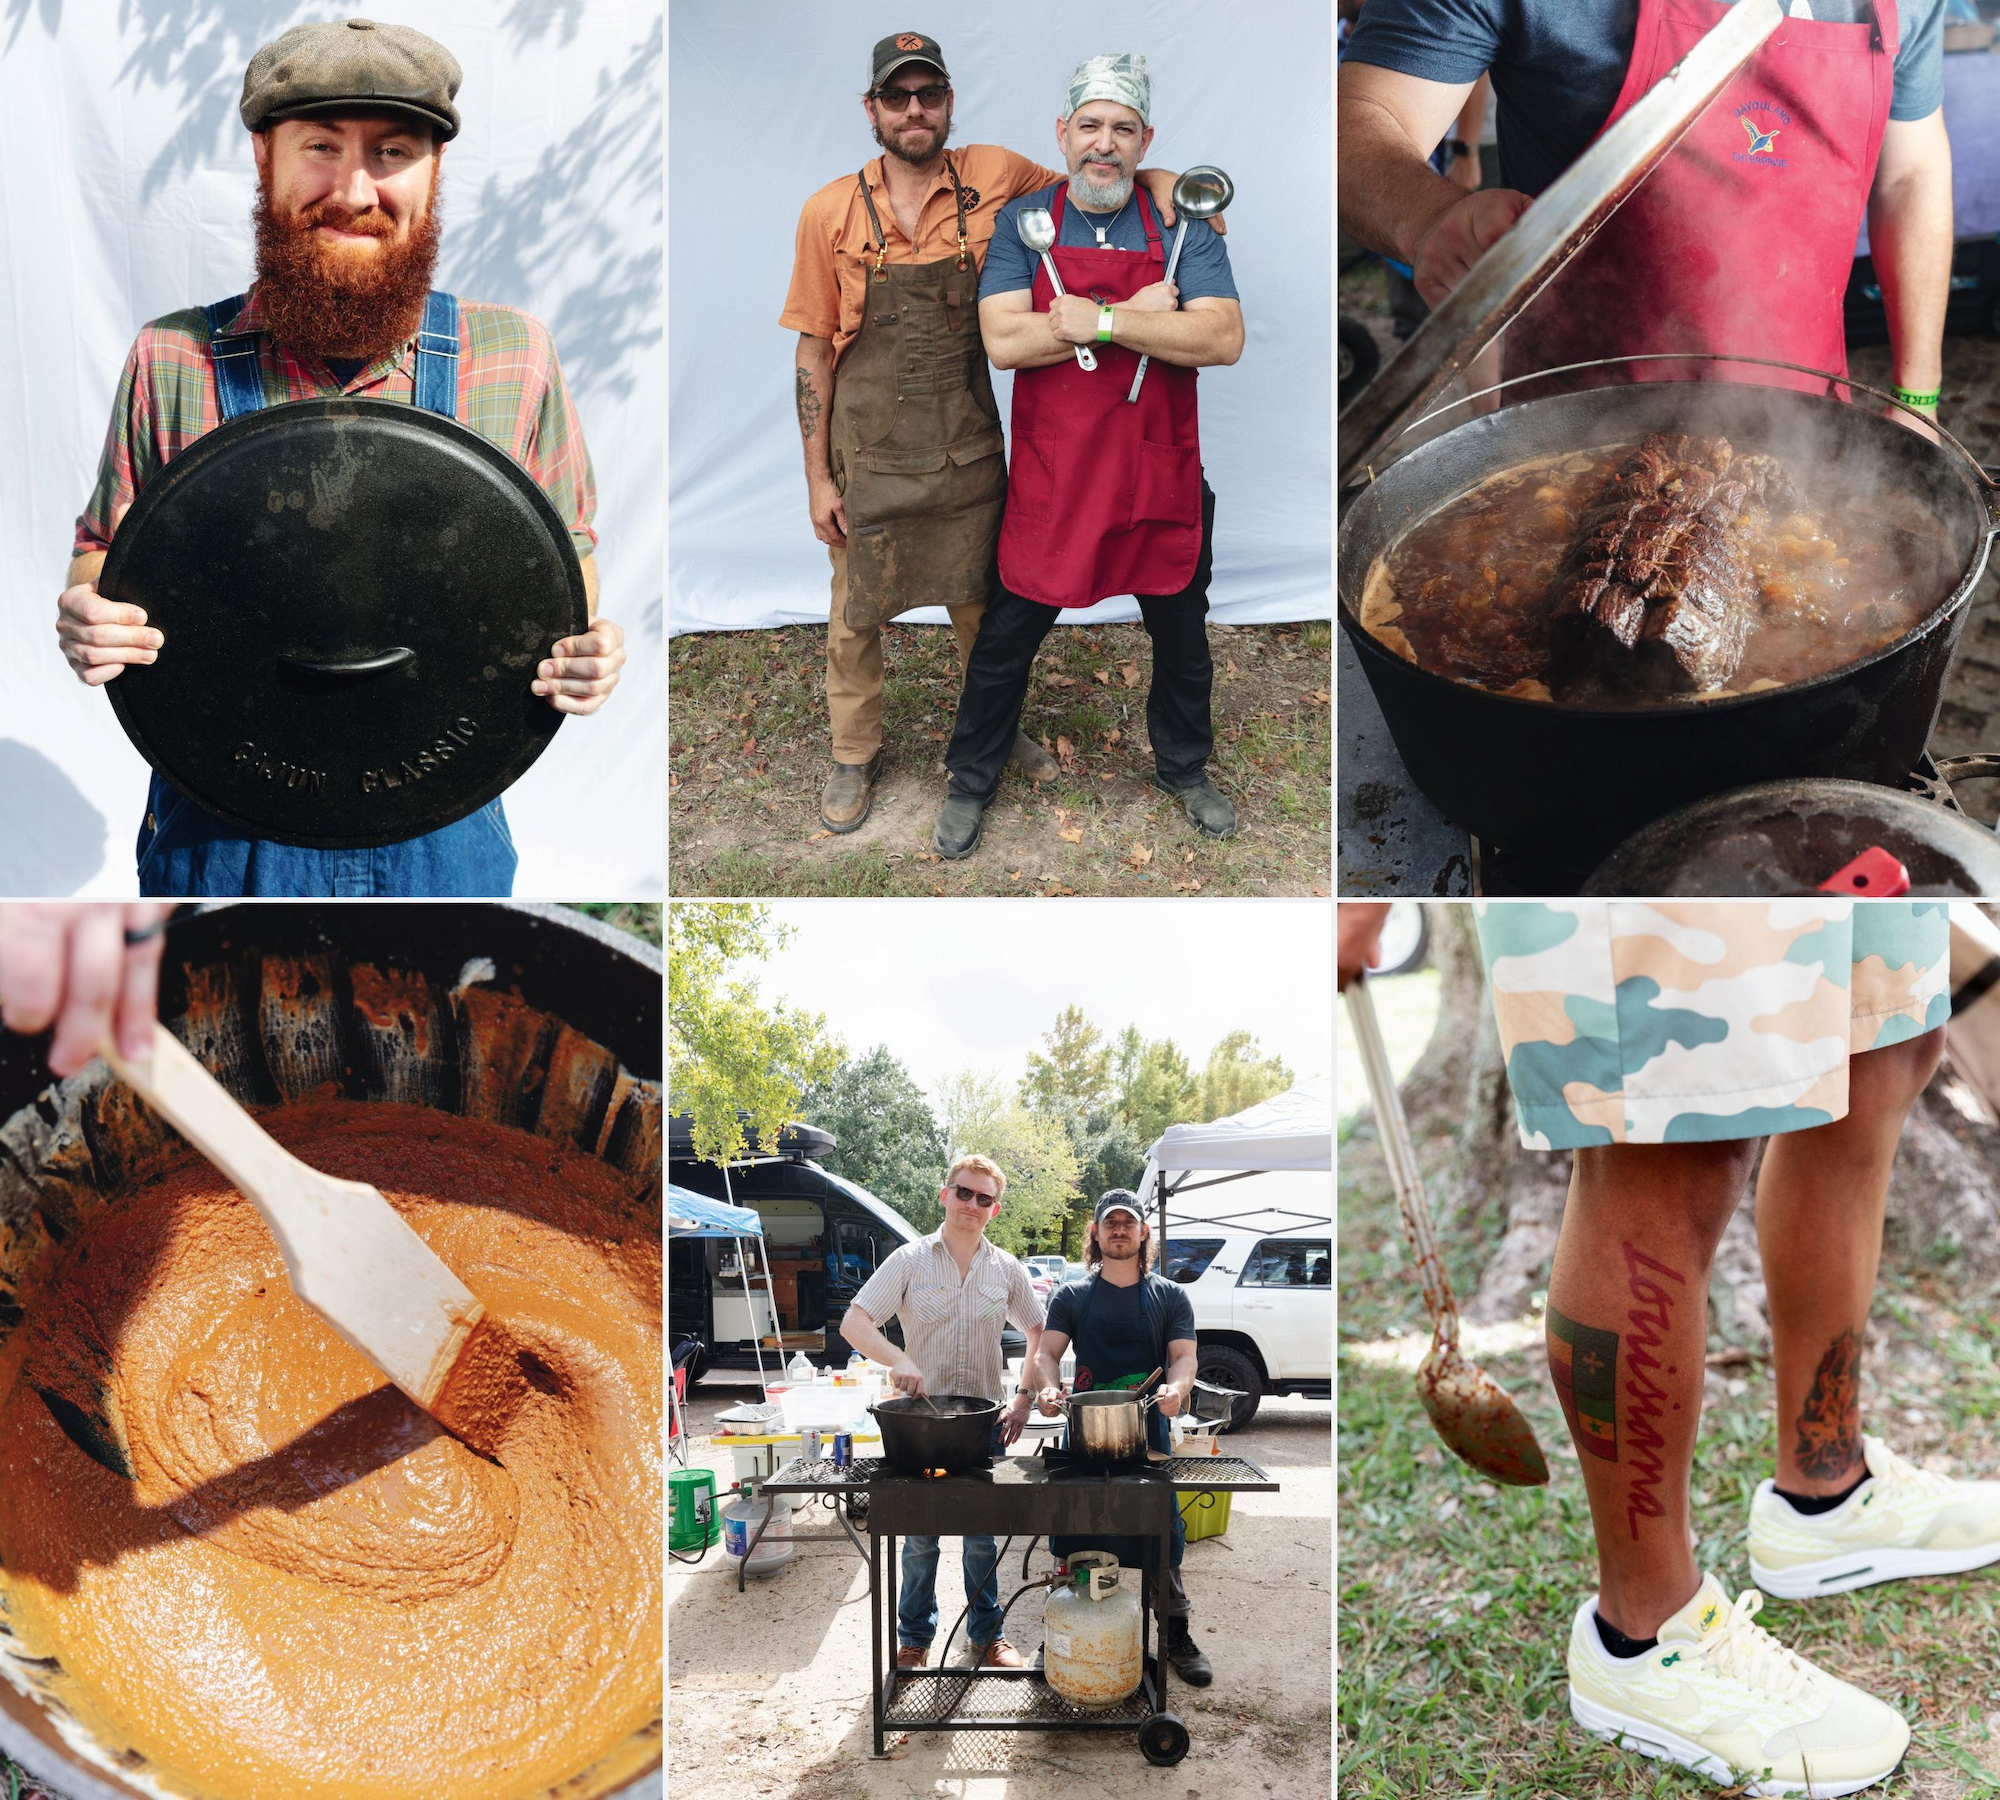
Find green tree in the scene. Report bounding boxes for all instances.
[1113,1027,1199,1147]
[941,1071,1081,1256]
[798,1046,948,1230]
[1019,1005,1115,1123]
[1199,1030,1293,1122]
[667,903,843,1165]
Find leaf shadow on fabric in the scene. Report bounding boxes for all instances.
[0,740,108,896]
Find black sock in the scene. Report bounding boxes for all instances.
[1593,1611,1658,1660]
[1773,1470,1869,1515]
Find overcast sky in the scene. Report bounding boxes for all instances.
[739,900,1332,1104]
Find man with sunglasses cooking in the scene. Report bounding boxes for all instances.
[784,34,1216,834]
[1026,1190,1211,1687]
[838,1155,1047,1671]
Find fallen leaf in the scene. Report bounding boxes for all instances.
[1119,662,1141,688]
[1184,850,1194,863]
[1056,735,1078,770]
[1045,881,1076,896]
[915,851,938,862]
[930,730,947,741]
[1106,727,1121,743]
[1059,827,1083,844]
[1099,772,1115,782]
[741,736,757,754]
[1045,672,1077,688]
[807,829,831,842]
[1127,840,1154,869]
[1009,870,1022,882]
[1093,667,1112,685]
[1309,689,1332,706]
[1224,658,1240,677]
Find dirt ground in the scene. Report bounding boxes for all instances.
[666,1374,1332,1799]
[667,622,1332,897]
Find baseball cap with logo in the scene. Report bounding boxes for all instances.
[241,18,463,142]
[1094,1191,1145,1225]
[871,31,950,90]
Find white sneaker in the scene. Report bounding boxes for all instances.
[1567,1572,1910,1796]
[1748,1434,2000,1599]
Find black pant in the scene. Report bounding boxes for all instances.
[946,481,1217,804]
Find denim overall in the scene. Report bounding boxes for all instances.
[134,290,519,897]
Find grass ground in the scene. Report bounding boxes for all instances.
[0,1759,60,1800]
[1338,979,2000,1797]
[668,620,1331,896]
[1340,1149,2000,1798]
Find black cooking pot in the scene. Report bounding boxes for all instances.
[1338,377,2000,864]
[870,1394,1001,1473]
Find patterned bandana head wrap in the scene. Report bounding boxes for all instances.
[1064,52,1150,125]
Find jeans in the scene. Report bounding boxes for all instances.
[897,1531,1004,1649]
[136,774,518,897]
[945,482,1218,804]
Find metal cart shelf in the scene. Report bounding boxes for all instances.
[764,1451,1276,1765]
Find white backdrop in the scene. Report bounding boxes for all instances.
[0,0,663,898]
[667,0,1332,634]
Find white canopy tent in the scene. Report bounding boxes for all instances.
[1140,1076,1334,1240]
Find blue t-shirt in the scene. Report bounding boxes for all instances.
[979,182,1239,305]
[1344,0,1945,200]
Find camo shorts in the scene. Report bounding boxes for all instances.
[1475,901,1950,1150]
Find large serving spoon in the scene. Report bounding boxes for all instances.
[1345,977,1550,1487]
[82,1025,514,1461]
[1128,165,1234,404]
[1018,207,1097,372]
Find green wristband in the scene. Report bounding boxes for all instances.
[1096,306,1115,344]
[1890,384,1941,409]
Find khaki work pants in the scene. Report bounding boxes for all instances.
[825,542,984,765]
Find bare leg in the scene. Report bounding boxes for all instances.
[1548,1138,1758,1639]
[1756,1028,1945,1495]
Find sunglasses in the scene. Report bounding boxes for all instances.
[872,83,950,111]
[950,1183,1001,1207]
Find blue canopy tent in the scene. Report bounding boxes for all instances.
[668,1183,779,1460]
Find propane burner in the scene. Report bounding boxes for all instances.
[1036,1445,1177,1482]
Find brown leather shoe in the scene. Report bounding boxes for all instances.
[1008,732,1059,783]
[973,1636,1026,1669]
[820,753,882,832]
[896,1644,930,1671]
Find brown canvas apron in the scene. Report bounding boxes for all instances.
[830,156,1007,632]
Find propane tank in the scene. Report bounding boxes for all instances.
[720,1481,794,1578]
[1043,1551,1142,1709]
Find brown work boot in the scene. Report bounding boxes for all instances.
[896,1644,930,1671]
[820,753,882,832]
[973,1637,1026,1669]
[1009,732,1059,783]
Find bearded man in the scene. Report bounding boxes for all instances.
[783,32,1216,833]
[54,18,626,896]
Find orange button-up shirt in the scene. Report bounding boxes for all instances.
[781,143,1063,367]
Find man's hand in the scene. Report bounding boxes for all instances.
[1121,280,1180,315]
[534,618,626,715]
[1338,903,1394,992]
[1137,167,1227,236]
[1049,293,1107,345]
[999,1390,1033,1447]
[808,473,848,548]
[1035,1383,1066,1418]
[57,586,162,686]
[1155,1380,1187,1420]
[1410,187,1532,308]
[0,904,171,1076]
[890,1356,927,1397]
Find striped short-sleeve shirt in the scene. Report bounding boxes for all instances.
[850,1230,1046,1404]
[75,286,597,560]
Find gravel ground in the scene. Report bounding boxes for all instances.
[667,1373,1332,1799]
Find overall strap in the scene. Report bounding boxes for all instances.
[203,293,265,421]
[1135,186,1164,256]
[943,152,970,271]
[411,290,460,417]
[856,167,890,282]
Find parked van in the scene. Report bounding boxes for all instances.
[669,1117,1028,1373]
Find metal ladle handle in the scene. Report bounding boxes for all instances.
[1126,219,1191,404]
[1040,251,1098,373]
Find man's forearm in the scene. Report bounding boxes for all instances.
[67,549,106,590]
[981,307,1074,371]
[838,1308,902,1367]
[580,553,599,623]
[794,335,838,480]
[1868,162,1951,397]
[1338,84,1467,264]
[1107,304,1242,368]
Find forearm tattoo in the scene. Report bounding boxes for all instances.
[795,365,823,442]
[1795,1327,1864,1482]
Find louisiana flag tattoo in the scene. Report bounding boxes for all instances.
[1548,1307,1619,1461]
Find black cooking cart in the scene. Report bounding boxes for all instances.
[762,1448,1276,1766]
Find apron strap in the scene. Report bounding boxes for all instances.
[411,290,460,418]
[203,293,264,421]
[856,166,890,282]
[943,151,970,270]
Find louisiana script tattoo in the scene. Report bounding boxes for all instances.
[1795,1327,1864,1482]
[1547,1305,1620,1461]
[1620,1241,1688,1541]
[795,366,823,442]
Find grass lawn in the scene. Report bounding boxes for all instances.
[1339,1111,2000,1798]
[668,619,1331,896]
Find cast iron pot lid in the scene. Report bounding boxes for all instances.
[100,397,588,848]
[1582,778,2000,896]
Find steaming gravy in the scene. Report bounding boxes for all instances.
[1360,444,1954,704]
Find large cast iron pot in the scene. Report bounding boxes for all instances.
[870,1393,1001,1473]
[1338,374,2000,864]
[0,903,662,1800]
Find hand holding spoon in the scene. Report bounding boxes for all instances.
[1018,208,1097,372]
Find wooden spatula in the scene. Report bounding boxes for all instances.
[104,1023,493,1436]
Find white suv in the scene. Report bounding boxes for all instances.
[1164,1231,1332,1430]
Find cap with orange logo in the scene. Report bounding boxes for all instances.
[870,31,949,89]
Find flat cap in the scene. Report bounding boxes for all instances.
[241,18,461,142]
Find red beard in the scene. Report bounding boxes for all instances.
[252,170,442,362]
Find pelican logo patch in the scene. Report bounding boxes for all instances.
[1732,101,1790,169]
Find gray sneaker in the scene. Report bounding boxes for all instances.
[933,792,988,859]
[1158,775,1236,839]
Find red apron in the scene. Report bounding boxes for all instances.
[1505,0,1897,393]
[995,184,1203,608]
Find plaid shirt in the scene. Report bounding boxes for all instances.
[75,286,597,558]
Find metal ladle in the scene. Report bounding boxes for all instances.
[1128,165,1234,404]
[1345,975,1550,1487]
[1018,207,1097,372]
